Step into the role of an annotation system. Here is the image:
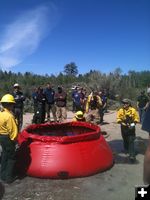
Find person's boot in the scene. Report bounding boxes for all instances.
[5,159,16,183]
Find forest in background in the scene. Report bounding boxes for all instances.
[0,62,150,112]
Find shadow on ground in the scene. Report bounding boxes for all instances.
[108,137,148,164]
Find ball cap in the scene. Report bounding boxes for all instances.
[58,85,62,89]
[122,98,131,104]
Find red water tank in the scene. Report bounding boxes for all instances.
[17,122,113,178]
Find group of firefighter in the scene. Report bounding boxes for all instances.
[31,84,108,126]
[0,83,108,184]
[0,82,150,184]
[0,82,108,131]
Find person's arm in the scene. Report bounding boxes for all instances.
[144,101,150,111]
[85,96,90,113]
[133,108,140,124]
[97,96,103,107]
[6,115,18,140]
[117,109,126,126]
[117,109,122,123]
[20,91,26,101]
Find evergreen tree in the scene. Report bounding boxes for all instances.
[64,62,78,76]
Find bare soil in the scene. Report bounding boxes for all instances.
[0,111,149,200]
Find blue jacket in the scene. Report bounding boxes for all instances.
[43,88,55,104]
[142,105,150,133]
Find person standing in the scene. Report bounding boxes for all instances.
[0,94,18,184]
[71,86,78,112]
[31,87,38,115]
[32,86,46,124]
[12,83,25,131]
[142,89,150,184]
[137,91,149,123]
[72,87,83,112]
[54,86,67,122]
[78,87,86,112]
[43,83,57,122]
[142,89,150,136]
[85,91,102,124]
[99,91,107,124]
[117,99,139,162]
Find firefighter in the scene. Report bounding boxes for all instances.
[117,98,139,162]
[72,111,86,122]
[85,91,102,124]
[0,94,18,184]
[12,83,25,131]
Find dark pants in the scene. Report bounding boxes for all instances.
[32,103,45,124]
[14,107,23,131]
[0,135,16,182]
[142,105,150,133]
[121,125,136,158]
[99,107,104,123]
[45,103,57,122]
[138,107,146,123]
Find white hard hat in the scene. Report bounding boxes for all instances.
[13,83,19,88]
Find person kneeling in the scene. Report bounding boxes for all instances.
[72,111,86,122]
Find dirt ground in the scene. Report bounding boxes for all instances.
[0,111,149,200]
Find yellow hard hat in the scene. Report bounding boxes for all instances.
[0,94,15,103]
[75,111,84,119]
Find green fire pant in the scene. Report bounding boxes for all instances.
[0,135,16,182]
[121,125,136,158]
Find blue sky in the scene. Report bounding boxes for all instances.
[0,0,149,75]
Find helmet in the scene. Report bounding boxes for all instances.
[13,83,19,88]
[75,111,84,119]
[0,94,15,103]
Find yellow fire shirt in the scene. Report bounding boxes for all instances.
[117,106,139,124]
[0,108,18,140]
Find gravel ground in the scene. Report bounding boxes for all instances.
[0,111,149,200]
